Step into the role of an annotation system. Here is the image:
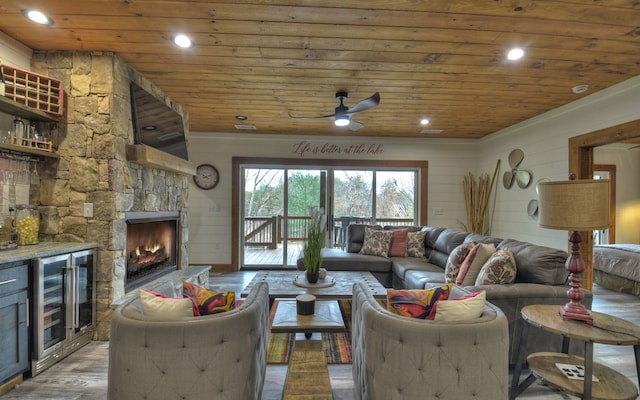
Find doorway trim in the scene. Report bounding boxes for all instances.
[232,157,428,271]
[569,118,640,289]
[593,164,616,244]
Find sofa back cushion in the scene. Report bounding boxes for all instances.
[422,226,445,259]
[497,239,568,284]
[464,233,502,247]
[428,229,469,269]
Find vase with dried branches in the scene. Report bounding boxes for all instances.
[462,160,500,234]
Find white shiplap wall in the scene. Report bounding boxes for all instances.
[477,75,640,249]
[186,134,477,265]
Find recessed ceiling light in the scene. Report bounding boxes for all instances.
[172,34,193,49]
[21,9,54,26]
[572,84,589,94]
[235,115,248,121]
[142,125,157,131]
[507,48,525,61]
[420,118,430,125]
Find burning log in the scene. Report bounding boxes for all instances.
[128,243,168,272]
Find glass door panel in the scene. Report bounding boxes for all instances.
[375,171,417,226]
[242,168,285,267]
[35,254,68,359]
[287,169,324,266]
[333,170,373,248]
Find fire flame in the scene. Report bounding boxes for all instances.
[135,243,162,256]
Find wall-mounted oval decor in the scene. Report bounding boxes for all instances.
[516,170,532,188]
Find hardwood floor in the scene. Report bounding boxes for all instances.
[2,272,639,400]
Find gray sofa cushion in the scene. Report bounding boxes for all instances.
[428,228,469,268]
[464,232,503,247]
[391,257,442,282]
[316,248,392,273]
[498,239,569,285]
[422,226,445,259]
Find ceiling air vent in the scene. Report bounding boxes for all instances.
[420,129,443,134]
[234,124,257,130]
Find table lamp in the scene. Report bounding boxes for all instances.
[537,176,610,324]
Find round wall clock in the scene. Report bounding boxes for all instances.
[193,164,220,190]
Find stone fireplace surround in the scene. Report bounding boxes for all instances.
[31,51,190,340]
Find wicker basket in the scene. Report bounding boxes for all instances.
[1,65,64,116]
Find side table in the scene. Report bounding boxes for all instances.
[510,304,640,400]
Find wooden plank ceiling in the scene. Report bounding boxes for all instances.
[1,0,639,139]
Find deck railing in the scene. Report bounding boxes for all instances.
[244,216,416,248]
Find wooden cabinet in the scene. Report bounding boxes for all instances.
[0,261,29,384]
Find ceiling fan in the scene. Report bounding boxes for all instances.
[288,91,380,131]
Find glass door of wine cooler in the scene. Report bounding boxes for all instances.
[71,250,94,333]
[34,254,69,359]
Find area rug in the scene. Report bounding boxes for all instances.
[267,299,353,364]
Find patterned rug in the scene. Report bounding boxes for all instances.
[267,299,353,364]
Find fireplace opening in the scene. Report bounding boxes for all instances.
[125,212,179,292]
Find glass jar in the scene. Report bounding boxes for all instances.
[15,204,39,245]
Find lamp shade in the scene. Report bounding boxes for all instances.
[538,179,610,230]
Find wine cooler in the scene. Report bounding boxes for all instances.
[31,249,95,375]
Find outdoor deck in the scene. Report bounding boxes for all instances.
[243,241,306,267]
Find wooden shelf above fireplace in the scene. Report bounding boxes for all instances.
[126,144,196,175]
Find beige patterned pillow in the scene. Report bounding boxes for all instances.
[444,242,475,283]
[359,228,393,257]
[456,243,496,286]
[475,248,517,285]
[406,230,427,257]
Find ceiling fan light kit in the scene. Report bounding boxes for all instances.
[334,115,350,127]
[289,91,380,131]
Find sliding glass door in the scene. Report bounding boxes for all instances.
[239,162,420,269]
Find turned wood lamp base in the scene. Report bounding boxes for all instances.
[558,230,593,325]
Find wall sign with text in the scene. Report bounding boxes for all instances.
[292,141,384,157]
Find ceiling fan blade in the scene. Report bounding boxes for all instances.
[344,92,380,115]
[348,120,364,131]
[288,111,336,120]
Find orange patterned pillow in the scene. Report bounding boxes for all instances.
[183,281,235,316]
[387,283,453,319]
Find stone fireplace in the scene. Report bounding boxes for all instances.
[31,51,191,340]
[125,211,179,292]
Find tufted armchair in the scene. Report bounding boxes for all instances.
[108,281,269,400]
[351,282,509,400]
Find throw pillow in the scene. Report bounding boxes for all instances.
[475,248,517,285]
[429,290,486,321]
[387,229,409,257]
[386,283,453,319]
[139,288,195,319]
[183,281,235,315]
[359,227,394,257]
[406,230,427,257]
[456,243,496,286]
[444,242,475,283]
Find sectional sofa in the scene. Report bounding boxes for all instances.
[297,223,591,365]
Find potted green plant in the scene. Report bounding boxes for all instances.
[303,212,325,283]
